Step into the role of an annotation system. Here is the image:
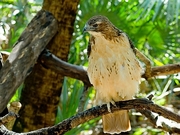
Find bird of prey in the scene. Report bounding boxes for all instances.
[83,15,142,134]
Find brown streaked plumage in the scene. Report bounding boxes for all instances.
[84,15,142,134]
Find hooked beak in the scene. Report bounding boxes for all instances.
[83,23,96,34]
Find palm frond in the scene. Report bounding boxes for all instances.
[138,0,180,24]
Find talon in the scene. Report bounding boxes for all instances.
[107,103,111,112]
[111,100,116,106]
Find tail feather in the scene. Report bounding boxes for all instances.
[102,110,131,134]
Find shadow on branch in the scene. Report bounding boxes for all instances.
[1,98,180,134]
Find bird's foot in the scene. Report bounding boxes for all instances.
[111,100,116,107]
[107,103,111,113]
[107,101,116,113]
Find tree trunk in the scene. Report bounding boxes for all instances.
[13,0,80,132]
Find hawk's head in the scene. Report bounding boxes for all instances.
[83,15,120,37]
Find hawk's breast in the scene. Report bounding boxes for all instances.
[87,34,142,105]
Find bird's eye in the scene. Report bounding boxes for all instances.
[92,23,98,27]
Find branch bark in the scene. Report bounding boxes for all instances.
[0,98,180,134]
[148,63,180,77]
[0,10,58,112]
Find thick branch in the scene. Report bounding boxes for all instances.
[40,50,91,86]
[0,98,180,134]
[40,51,180,86]
[0,10,58,112]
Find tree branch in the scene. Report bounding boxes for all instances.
[40,50,92,86]
[0,98,180,134]
[40,50,180,86]
[148,63,180,77]
[138,109,180,133]
[134,48,152,78]
[0,10,58,112]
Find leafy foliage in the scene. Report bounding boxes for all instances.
[0,0,42,49]
[0,0,180,134]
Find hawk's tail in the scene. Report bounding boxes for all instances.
[102,110,131,134]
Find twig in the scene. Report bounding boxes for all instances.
[0,98,180,134]
[149,63,180,77]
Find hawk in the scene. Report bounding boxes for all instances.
[83,15,142,134]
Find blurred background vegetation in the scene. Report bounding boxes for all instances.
[0,0,180,134]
